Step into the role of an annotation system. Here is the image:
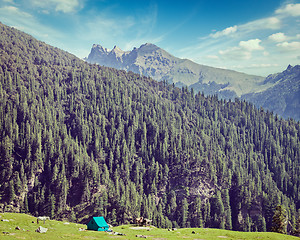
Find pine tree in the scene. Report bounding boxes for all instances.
[23,194,29,213]
[180,198,189,227]
[49,194,56,219]
[257,214,266,232]
[69,208,76,222]
[8,180,15,203]
[271,205,287,234]
[293,210,300,237]
[111,208,117,226]
[193,197,203,227]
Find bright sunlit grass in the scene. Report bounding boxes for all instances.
[0,213,299,240]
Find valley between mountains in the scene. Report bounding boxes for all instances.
[0,22,300,236]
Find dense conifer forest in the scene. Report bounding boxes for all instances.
[0,22,300,233]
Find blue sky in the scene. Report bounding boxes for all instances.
[0,0,300,76]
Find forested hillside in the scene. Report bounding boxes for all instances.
[0,22,300,233]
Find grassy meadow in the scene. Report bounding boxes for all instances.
[0,213,299,240]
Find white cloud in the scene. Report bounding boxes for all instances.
[269,32,287,42]
[206,55,220,60]
[240,17,281,32]
[276,3,300,17]
[219,47,252,60]
[239,39,264,51]
[0,6,32,18]
[123,35,164,51]
[210,25,237,38]
[218,39,263,62]
[183,2,300,76]
[3,0,15,3]
[0,5,63,42]
[250,63,279,68]
[84,15,135,39]
[77,3,162,53]
[266,17,282,29]
[233,63,279,69]
[42,10,50,14]
[277,41,300,50]
[30,0,82,13]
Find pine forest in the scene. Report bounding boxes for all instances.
[0,22,300,233]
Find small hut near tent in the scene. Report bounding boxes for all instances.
[87,216,109,231]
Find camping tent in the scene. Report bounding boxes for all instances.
[87,216,109,231]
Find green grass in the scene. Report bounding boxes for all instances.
[0,213,299,240]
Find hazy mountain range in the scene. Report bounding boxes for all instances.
[86,43,299,120]
[243,65,300,120]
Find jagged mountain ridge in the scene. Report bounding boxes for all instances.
[242,65,300,120]
[86,43,265,99]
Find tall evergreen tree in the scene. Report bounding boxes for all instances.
[271,205,287,234]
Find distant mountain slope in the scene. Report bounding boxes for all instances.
[243,65,300,121]
[86,43,265,99]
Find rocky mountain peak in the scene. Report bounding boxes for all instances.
[112,45,123,52]
[284,64,300,74]
[91,44,110,54]
[110,45,125,58]
[141,43,158,48]
[281,65,300,80]
[138,43,160,53]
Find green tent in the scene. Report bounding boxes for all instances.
[87,216,109,231]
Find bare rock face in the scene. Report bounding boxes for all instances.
[88,44,128,69]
